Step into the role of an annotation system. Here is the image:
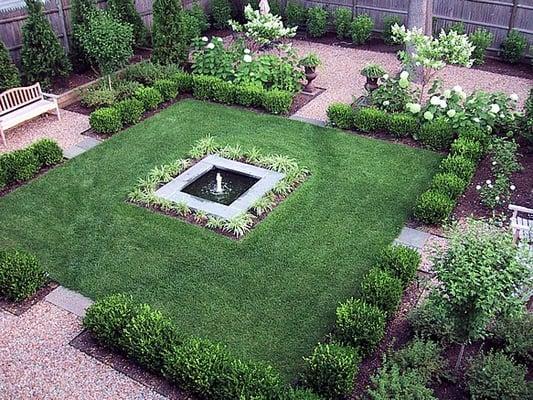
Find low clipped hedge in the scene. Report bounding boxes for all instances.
[90,107,123,134]
[416,117,455,151]
[83,295,287,400]
[379,244,421,287]
[115,98,145,125]
[430,172,467,200]
[0,139,63,189]
[0,249,47,301]
[360,268,403,317]
[414,190,455,225]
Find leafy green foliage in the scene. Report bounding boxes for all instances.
[370,74,415,113]
[285,0,307,28]
[76,11,134,75]
[170,70,195,93]
[382,15,401,45]
[388,339,446,383]
[0,148,40,183]
[31,138,63,166]
[327,103,355,129]
[152,0,188,65]
[233,84,265,107]
[500,30,528,64]
[417,117,455,151]
[439,154,476,181]
[211,0,233,29]
[115,98,145,125]
[0,39,20,91]
[303,343,361,400]
[451,137,483,162]
[353,107,388,133]
[107,0,148,46]
[386,113,419,137]
[89,107,123,133]
[0,249,47,302]
[134,86,163,110]
[334,8,352,40]
[306,7,328,38]
[188,1,210,33]
[469,28,493,65]
[360,267,403,316]
[153,79,179,101]
[414,190,455,225]
[430,172,467,200]
[520,89,533,147]
[334,297,386,350]
[378,244,420,287]
[262,89,293,114]
[467,352,531,400]
[81,87,117,108]
[70,0,97,69]
[491,311,533,362]
[21,0,71,87]
[409,292,459,342]
[367,363,437,400]
[351,14,374,44]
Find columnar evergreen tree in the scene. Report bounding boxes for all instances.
[152,0,188,65]
[21,0,71,87]
[70,0,97,69]
[0,39,20,92]
[107,0,148,46]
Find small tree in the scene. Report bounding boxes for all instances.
[107,0,148,46]
[0,39,20,91]
[152,0,188,65]
[431,219,531,369]
[70,0,97,69]
[21,0,71,87]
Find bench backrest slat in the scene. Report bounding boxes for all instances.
[0,83,43,115]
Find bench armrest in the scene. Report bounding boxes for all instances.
[42,92,60,100]
[509,204,533,214]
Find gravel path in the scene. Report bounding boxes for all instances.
[0,301,165,400]
[0,110,89,154]
[292,40,533,121]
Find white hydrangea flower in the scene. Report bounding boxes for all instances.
[495,196,500,201]
[492,161,497,165]
[490,104,500,114]
[430,96,440,106]
[423,111,434,121]
[439,99,447,109]
[500,113,505,118]
[206,43,215,49]
[473,117,480,123]
[460,92,467,100]
[217,37,223,42]
[201,36,208,42]
[408,103,421,113]
[382,74,389,80]
[476,185,481,190]
[400,71,409,79]
[443,89,452,98]
[510,93,518,101]
[510,185,516,191]
[447,109,456,118]
[486,179,491,184]
[243,54,253,63]
[453,85,462,93]
[244,49,251,54]
[383,100,390,106]
[488,184,493,188]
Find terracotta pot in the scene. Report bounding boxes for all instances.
[364,76,379,92]
[303,66,318,93]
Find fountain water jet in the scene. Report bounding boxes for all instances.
[216,172,223,193]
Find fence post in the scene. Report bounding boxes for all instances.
[53,0,70,53]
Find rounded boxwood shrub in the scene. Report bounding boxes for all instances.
[387,113,419,137]
[30,138,63,167]
[360,268,403,316]
[262,89,293,115]
[379,244,421,287]
[83,293,140,348]
[170,71,194,93]
[192,75,221,101]
[430,172,467,200]
[417,117,455,151]
[1,148,40,183]
[327,103,355,129]
[335,297,386,351]
[334,8,352,40]
[134,86,163,110]
[233,84,266,108]
[500,30,528,64]
[414,190,455,225]
[306,6,328,38]
[350,14,374,45]
[440,154,476,182]
[212,80,237,105]
[120,303,180,371]
[467,352,530,400]
[114,98,144,125]
[153,79,179,101]
[451,137,483,162]
[286,388,323,400]
[89,107,123,134]
[458,125,489,150]
[0,249,47,302]
[303,343,361,400]
[353,107,388,133]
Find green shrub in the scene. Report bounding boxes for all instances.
[114,98,145,125]
[417,117,455,151]
[387,113,419,137]
[192,74,220,100]
[153,79,179,101]
[212,80,237,104]
[21,0,71,88]
[334,8,352,40]
[367,363,437,400]
[0,38,20,91]
[170,71,194,93]
[451,137,483,162]
[414,190,455,225]
[121,303,180,371]
[122,61,165,85]
[303,343,361,400]
[134,87,163,110]
[327,103,355,129]
[306,7,328,38]
[89,107,123,134]
[353,107,388,133]
[351,14,374,45]
[285,0,307,28]
[70,0,97,69]
[262,89,293,115]
[81,87,117,109]
[107,0,148,46]
[382,15,401,45]
[360,267,403,316]
[233,84,265,108]
[467,352,531,400]
[112,79,144,100]
[491,311,533,362]
[334,297,386,350]
[379,244,421,287]
[31,139,63,167]
[0,148,40,183]
[430,172,467,200]
[408,293,458,342]
[500,30,528,64]
[389,339,445,383]
[457,125,490,150]
[469,28,493,65]
[440,154,476,182]
[211,0,232,29]
[152,0,189,64]
[286,388,323,400]
[188,1,210,33]
[0,249,47,302]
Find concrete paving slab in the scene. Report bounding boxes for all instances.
[45,286,93,318]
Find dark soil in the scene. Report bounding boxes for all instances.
[70,330,193,400]
[472,57,533,81]
[290,87,325,114]
[0,163,63,199]
[0,281,58,316]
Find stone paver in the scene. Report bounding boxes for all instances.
[64,137,102,159]
[0,301,165,400]
[76,137,101,151]
[394,227,431,250]
[45,286,94,317]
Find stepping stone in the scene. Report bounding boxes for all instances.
[45,286,93,318]
[394,227,431,250]
[63,145,86,159]
[289,115,326,127]
[76,137,101,151]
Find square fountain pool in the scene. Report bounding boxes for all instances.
[155,155,285,220]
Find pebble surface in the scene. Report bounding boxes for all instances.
[0,301,165,400]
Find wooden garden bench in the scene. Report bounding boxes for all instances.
[0,83,60,146]
[509,204,533,248]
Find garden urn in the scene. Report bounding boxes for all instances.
[304,66,318,93]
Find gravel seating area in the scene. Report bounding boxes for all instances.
[0,110,89,154]
[0,301,165,400]
[291,40,533,121]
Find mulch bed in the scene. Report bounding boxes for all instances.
[70,330,193,400]
[0,281,58,316]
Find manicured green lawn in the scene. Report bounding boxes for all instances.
[0,100,441,379]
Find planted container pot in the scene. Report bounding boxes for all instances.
[299,52,322,94]
[360,63,386,93]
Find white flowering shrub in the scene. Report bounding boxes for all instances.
[229,4,297,47]
[191,36,236,80]
[369,70,417,113]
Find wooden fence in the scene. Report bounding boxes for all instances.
[1,0,532,62]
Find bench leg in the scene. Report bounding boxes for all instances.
[55,104,61,122]
[0,127,6,147]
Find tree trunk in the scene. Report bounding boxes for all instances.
[406,0,433,83]
[455,343,466,371]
